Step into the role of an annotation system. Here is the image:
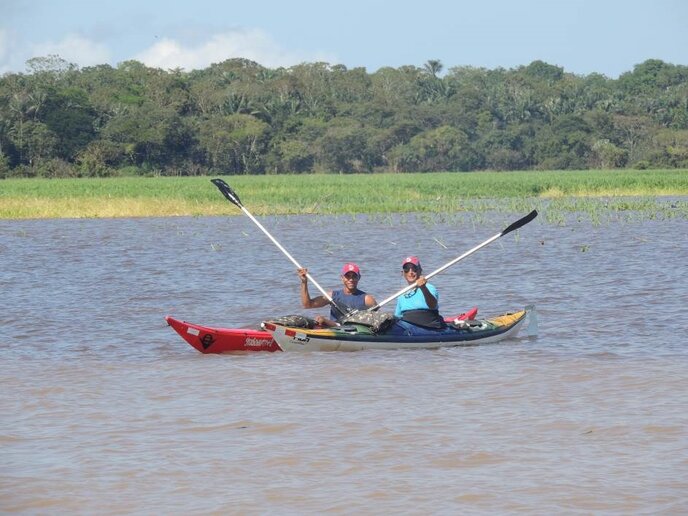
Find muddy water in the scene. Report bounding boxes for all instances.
[1,211,687,513]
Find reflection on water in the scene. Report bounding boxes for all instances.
[1,211,687,513]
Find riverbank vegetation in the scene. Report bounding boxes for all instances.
[1,56,688,179]
[2,170,686,219]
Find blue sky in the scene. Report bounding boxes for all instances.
[2,0,687,77]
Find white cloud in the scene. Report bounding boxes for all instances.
[30,33,111,68]
[0,27,337,74]
[134,28,336,71]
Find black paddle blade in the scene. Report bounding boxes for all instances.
[211,178,242,207]
[501,210,538,236]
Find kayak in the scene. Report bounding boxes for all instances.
[165,308,480,354]
[262,306,534,352]
[165,316,280,353]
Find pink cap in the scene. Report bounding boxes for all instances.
[341,262,361,276]
[402,256,421,268]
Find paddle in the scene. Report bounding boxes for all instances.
[367,210,539,311]
[210,178,349,317]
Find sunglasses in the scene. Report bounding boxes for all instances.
[402,264,420,273]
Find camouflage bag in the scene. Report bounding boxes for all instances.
[341,311,396,334]
[267,314,318,329]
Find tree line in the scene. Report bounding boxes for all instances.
[1,55,687,178]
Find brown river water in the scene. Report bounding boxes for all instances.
[1,207,687,514]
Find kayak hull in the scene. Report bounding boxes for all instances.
[165,316,280,353]
[264,308,531,352]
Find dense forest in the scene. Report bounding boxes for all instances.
[1,55,687,178]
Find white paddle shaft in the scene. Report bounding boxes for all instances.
[237,204,337,307]
[372,232,501,310]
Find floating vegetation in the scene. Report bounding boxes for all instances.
[433,237,448,249]
[1,171,687,222]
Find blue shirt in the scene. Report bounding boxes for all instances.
[395,283,439,317]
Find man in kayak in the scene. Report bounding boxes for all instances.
[297,262,377,327]
[388,256,447,335]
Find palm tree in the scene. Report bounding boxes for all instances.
[423,60,444,78]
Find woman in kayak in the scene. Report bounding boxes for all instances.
[297,262,377,327]
[388,256,447,335]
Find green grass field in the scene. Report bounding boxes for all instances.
[1,170,687,219]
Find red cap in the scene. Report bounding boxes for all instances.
[341,262,361,276]
[402,256,421,268]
